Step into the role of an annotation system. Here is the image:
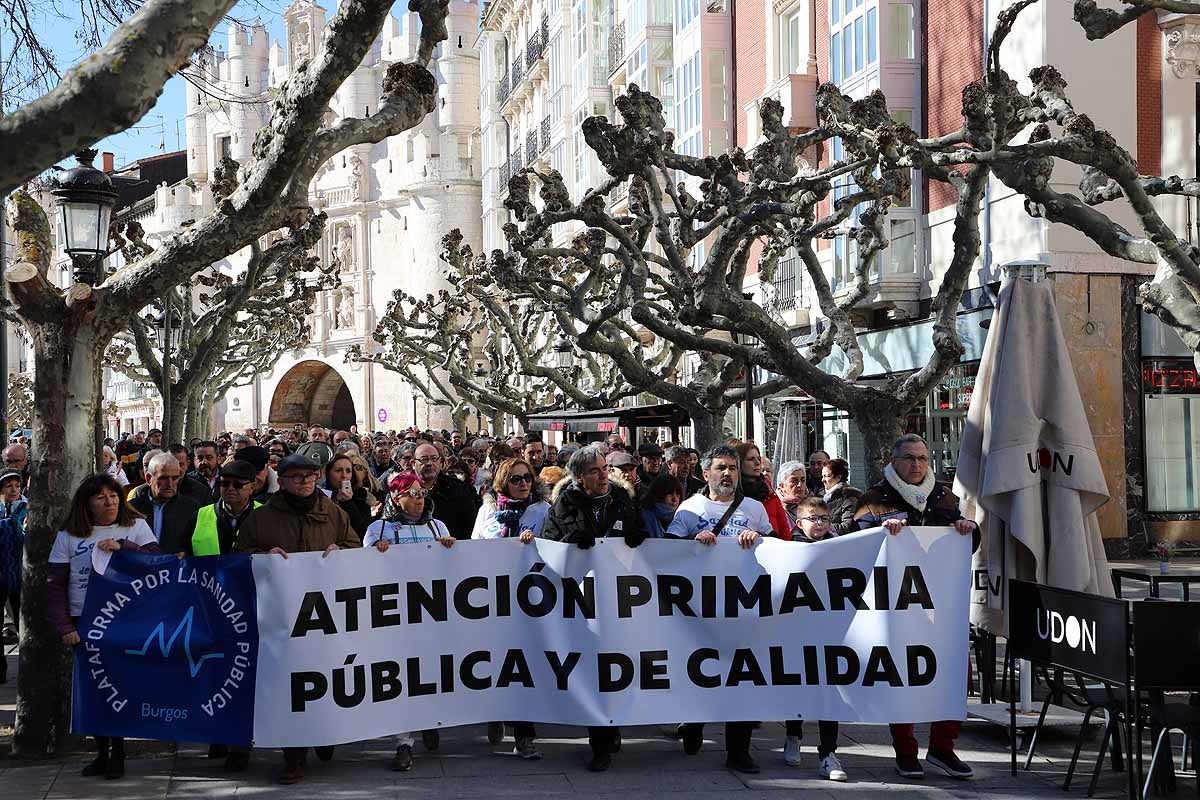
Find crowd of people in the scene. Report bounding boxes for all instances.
[13,423,979,785]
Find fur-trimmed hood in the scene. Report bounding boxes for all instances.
[550,473,635,504]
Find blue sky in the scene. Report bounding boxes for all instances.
[6,1,298,169]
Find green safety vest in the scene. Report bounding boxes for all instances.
[191,501,262,557]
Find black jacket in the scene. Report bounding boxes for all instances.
[855,478,980,552]
[825,484,864,537]
[332,486,373,538]
[129,485,200,556]
[543,482,644,549]
[181,472,216,505]
[428,473,482,540]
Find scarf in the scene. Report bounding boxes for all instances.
[823,482,846,503]
[280,488,320,514]
[494,494,532,538]
[741,475,770,503]
[884,463,936,512]
[652,502,675,527]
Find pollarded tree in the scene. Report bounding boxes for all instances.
[105,207,337,442]
[5,0,451,756]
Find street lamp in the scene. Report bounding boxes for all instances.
[553,336,574,374]
[51,149,118,285]
[153,304,183,439]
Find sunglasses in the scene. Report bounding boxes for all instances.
[219,480,250,489]
[508,473,533,484]
[393,487,428,498]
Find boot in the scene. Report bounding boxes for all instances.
[81,737,109,777]
[105,738,125,780]
[279,749,306,785]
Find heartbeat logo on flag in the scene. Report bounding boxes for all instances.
[125,606,225,678]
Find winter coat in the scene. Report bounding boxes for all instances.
[180,473,216,506]
[825,484,864,537]
[234,491,362,555]
[543,480,644,549]
[428,472,483,540]
[128,485,201,556]
[471,489,551,539]
[854,478,980,552]
[327,484,373,538]
[761,490,794,541]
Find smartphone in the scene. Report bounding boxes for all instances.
[341,479,352,494]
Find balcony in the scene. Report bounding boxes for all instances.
[499,160,511,194]
[511,150,524,174]
[768,254,812,328]
[510,56,530,104]
[526,132,538,165]
[608,20,625,77]
[496,71,510,107]
[540,116,551,151]
[526,27,547,81]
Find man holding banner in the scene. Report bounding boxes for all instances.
[543,444,645,772]
[855,434,979,781]
[667,444,775,774]
[235,453,362,785]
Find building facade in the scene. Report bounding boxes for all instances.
[182,0,483,434]
[728,0,1200,550]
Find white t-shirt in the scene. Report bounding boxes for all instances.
[363,517,451,546]
[667,493,772,539]
[49,520,157,616]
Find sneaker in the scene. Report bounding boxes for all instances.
[927,749,973,780]
[514,737,542,760]
[2,624,17,645]
[783,735,802,767]
[682,725,703,755]
[895,754,924,779]
[422,729,440,752]
[586,751,612,772]
[487,722,505,745]
[391,745,413,772]
[819,752,848,782]
[725,752,760,774]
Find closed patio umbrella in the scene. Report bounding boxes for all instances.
[772,398,807,472]
[954,269,1113,638]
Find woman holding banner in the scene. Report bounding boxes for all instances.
[471,457,550,758]
[364,470,456,772]
[48,474,161,780]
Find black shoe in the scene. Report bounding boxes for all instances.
[208,744,229,759]
[422,729,440,752]
[104,754,125,780]
[487,722,505,745]
[927,749,973,780]
[81,756,108,778]
[391,745,414,772]
[313,745,334,762]
[587,751,612,772]
[682,725,703,755]
[725,753,760,774]
[610,730,621,753]
[895,754,925,778]
[224,753,250,772]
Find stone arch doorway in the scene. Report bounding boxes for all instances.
[269,360,357,429]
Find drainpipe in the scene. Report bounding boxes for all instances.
[981,0,993,286]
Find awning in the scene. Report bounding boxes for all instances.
[525,403,691,434]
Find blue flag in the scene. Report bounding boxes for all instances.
[72,552,259,745]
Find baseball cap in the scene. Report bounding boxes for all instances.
[606,451,637,467]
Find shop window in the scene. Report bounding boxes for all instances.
[1143,359,1200,511]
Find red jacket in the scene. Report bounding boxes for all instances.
[761,489,794,541]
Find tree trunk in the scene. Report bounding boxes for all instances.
[854,403,905,487]
[14,320,103,756]
[450,405,469,436]
[164,384,189,444]
[488,410,504,439]
[689,406,724,452]
[183,388,206,442]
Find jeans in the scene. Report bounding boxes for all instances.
[890,720,961,758]
[785,719,839,758]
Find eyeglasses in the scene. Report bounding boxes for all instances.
[895,455,929,464]
[281,472,319,483]
[800,515,832,523]
[415,456,441,464]
[219,480,250,489]
[508,473,533,484]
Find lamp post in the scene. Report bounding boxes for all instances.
[153,304,183,440]
[473,363,488,434]
[51,150,119,286]
[733,331,755,441]
[553,336,575,417]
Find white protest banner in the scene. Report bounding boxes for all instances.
[251,527,970,747]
